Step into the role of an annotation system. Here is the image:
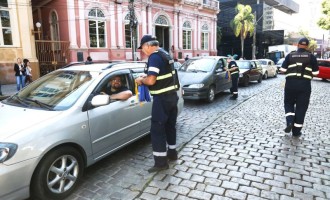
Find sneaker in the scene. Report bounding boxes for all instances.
[292,132,302,137]
[147,165,169,173]
[284,123,293,133]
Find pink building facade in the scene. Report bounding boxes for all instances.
[32,0,219,63]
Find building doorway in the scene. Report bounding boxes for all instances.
[155,26,169,52]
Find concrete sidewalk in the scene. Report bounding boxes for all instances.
[136,80,330,200]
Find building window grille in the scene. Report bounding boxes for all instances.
[124,14,138,48]
[0,0,12,46]
[88,8,106,48]
[201,24,209,50]
[183,21,191,50]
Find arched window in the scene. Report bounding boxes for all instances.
[124,14,138,49]
[155,15,168,26]
[0,0,12,45]
[88,8,106,48]
[50,11,60,41]
[201,24,209,50]
[183,21,191,50]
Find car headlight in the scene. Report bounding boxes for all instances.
[188,84,204,88]
[0,143,18,163]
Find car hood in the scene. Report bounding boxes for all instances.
[239,69,249,74]
[178,72,210,85]
[0,102,62,140]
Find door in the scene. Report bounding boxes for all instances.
[88,71,142,159]
[156,26,170,52]
[214,58,230,92]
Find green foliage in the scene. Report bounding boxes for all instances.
[317,0,330,30]
[230,4,255,58]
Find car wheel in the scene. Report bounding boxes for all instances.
[263,71,268,80]
[258,75,262,83]
[243,76,249,87]
[31,146,84,200]
[206,86,215,103]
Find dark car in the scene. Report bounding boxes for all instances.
[178,56,232,102]
[317,59,330,81]
[236,60,263,86]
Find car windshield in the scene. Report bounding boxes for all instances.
[277,58,284,65]
[3,70,99,111]
[236,61,252,69]
[179,58,215,72]
[317,60,330,67]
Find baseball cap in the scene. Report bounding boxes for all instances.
[298,37,309,46]
[138,35,157,49]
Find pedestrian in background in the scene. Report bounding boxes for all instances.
[135,35,180,173]
[185,55,189,61]
[280,37,319,137]
[226,55,239,100]
[14,57,26,91]
[24,59,33,85]
[85,56,93,64]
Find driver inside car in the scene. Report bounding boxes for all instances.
[101,75,132,100]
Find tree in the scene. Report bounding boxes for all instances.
[317,0,330,30]
[230,4,254,59]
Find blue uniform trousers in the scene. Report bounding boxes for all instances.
[150,92,178,166]
[230,75,239,98]
[284,87,311,134]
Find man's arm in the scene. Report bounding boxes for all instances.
[110,90,132,100]
[136,75,157,86]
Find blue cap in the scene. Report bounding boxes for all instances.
[298,37,309,46]
[138,35,157,49]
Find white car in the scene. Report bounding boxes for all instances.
[0,61,184,200]
[258,59,278,79]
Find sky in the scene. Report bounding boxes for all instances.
[273,0,329,40]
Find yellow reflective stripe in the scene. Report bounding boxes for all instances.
[296,63,303,66]
[157,73,172,80]
[312,71,319,75]
[150,85,178,94]
[305,67,312,71]
[288,64,296,68]
[303,75,312,79]
[294,123,303,128]
[231,71,238,74]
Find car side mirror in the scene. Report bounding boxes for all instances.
[91,94,110,107]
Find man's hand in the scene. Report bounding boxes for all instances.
[135,77,144,85]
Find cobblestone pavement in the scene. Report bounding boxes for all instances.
[8,75,327,200]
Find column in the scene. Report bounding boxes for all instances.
[78,0,87,48]
[110,2,116,48]
[194,14,198,50]
[142,6,147,35]
[147,6,152,34]
[173,10,178,50]
[213,18,217,52]
[178,13,182,49]
[67,0,78,48]
[117,5,123,47]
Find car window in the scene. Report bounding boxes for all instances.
[236,61,251,69]
[259,60,267,65]
[4,70,98,110]
[179,58,216,72]
[317,60,330,68]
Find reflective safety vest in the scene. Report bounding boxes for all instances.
[146,49,180,95]
[286,52,313,80]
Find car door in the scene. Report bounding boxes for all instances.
[88,70,142,160]
[215,58,231,92]
[250,61,259,81]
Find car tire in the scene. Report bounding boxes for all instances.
[31,146,84,200]
[243,76,249,87]
[263,71,268,80]
[258,75,262,83]
[206,86,215,103]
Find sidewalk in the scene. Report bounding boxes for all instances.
[0,84,17,100]
[137,80,330,200]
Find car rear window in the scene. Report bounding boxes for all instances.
[317,60,330,68]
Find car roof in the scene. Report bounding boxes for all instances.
[61,61,146,72]
[190,56,227,59]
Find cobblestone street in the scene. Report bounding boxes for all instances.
[60,75,330,200]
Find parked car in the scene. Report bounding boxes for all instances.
[276,58,285,73]
[236,60,263,86]
[0,61,184,200]
[258,59,278,79]
[173,60,182,69]
[178,56,232,102]
[317,59,330,81]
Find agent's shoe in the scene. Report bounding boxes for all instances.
[292,132,302,137]
[167,149,178,161]
[284,123,293,133]
[147,165,169,173]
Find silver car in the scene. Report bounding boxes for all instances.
[0,62,184,200]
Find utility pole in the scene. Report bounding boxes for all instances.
[252,11,257,60]
[129,0,137,61]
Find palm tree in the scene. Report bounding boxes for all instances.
[230,4,255,59]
